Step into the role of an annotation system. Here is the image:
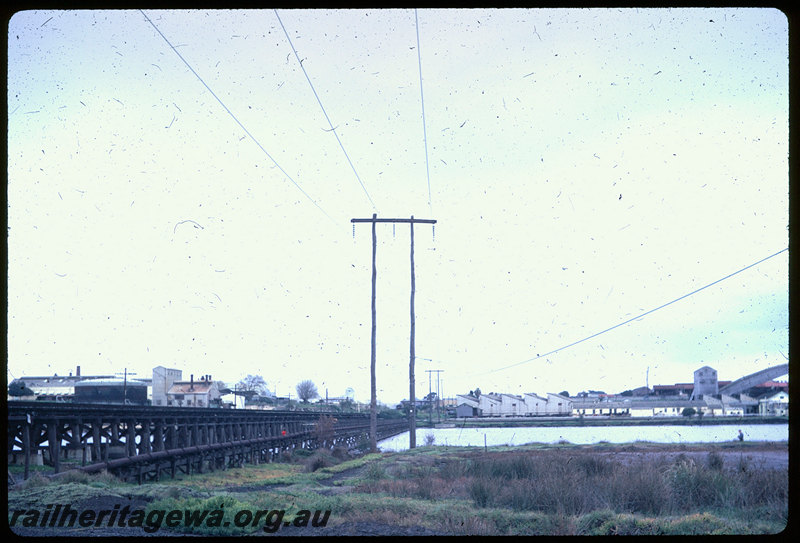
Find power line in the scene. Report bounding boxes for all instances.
[274,10,377,212]
[139,10,338,226]
[415,9,433,214]
[479,247,789,376]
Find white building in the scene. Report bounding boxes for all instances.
[152,366,182,406]
[522,393,549,416]
[166,375,221,407]
[759,391,788,416]
[545,393,573,415]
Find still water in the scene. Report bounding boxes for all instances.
[377,423,788,452]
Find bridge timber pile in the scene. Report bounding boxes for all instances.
[7,401,408,484]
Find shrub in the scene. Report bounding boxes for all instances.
[14,472,51,489]
[469,476,493,507]
[331,445,349,460]
[577,509,617,535]
[278,449,293,463]
[291,448,314,459]
[596,514,664,536]
[604,461,669,515]
[364,462,386,480]
[707,450,724,471]
[439,458,467,480]
[304,450,334,472]
[424,432,436,446]
[146,494,259,535]
[575,455,613,477]
[442,514,496,535]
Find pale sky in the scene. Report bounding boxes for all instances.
[7,8,789,404]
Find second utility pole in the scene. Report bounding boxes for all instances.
[352,214,437,450]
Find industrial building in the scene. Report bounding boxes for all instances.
[455,391,572,417]
[73,379,148,405]
[453,364,788,419]
[165,374,222,407]
[8,365,225,408]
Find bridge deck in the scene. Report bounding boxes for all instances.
[7,401,408,483]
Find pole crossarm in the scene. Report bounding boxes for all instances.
[351,218,437,224]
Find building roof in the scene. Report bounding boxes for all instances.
[168,381,215,395]
[74,379,147,387]
[13,375,116,388]
[629,399,707,409]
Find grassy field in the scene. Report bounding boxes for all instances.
[8,441,788,536]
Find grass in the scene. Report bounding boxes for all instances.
[8,442,787,536]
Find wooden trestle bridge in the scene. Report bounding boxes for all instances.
[7,401,408,484]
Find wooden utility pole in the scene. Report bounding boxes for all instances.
[426,369,443,423]
[115,368,137,405]
[352,214,436,450]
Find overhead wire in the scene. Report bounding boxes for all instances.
[274,9,377,212]
[139,9,338,226]
[415,9,433,215]
[473,247,789,377]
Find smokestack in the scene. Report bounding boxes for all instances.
[190,374,194,391]
[76,366,81,377]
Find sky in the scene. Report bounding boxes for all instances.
[7,8,789,405]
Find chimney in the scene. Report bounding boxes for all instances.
[190,374,194,391]
[76,365,81,377]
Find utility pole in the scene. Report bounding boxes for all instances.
[428,369,433,426]
[426,369,443,423]
[115,368,137,405]
[352,214,437,450]
[426,369,443,424]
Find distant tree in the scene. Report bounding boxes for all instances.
[8,380,34,397]
[473,388,481,399]
[296,380,319,403]
[236,375,269,396]
[682,407,696,417]
[559,390,570,398]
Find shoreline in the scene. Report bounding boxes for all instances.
[428,415,787,429]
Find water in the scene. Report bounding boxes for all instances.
[377,423,788,451]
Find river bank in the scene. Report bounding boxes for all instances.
[427,415,787,428]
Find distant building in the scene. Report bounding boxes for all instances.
[73,379,148,405]
[652,383,694,397]
[691,366,719,399]
[166,374,221,407]
[455,402,481,418]
[758,391,788,416]
[522,393,549,416]
[8,366,115,401]
[454,391,572,418]
[152,366,182,406]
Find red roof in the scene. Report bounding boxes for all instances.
[754,380,788,388]
[168,382,214,395]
